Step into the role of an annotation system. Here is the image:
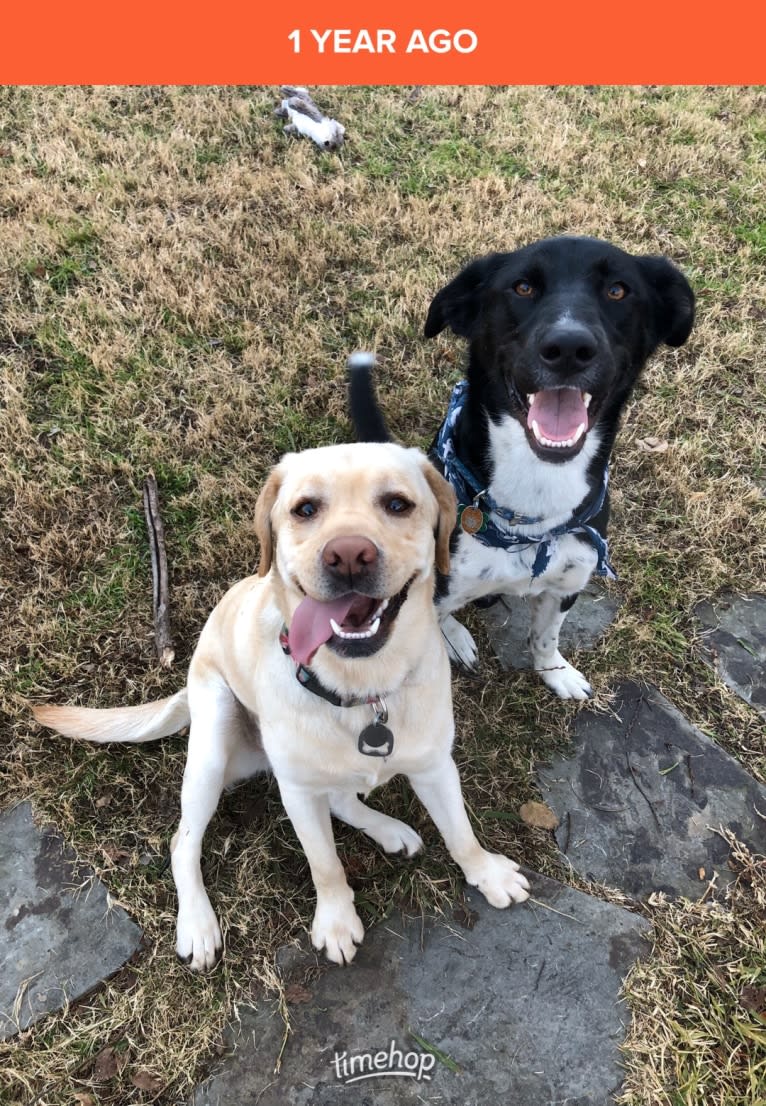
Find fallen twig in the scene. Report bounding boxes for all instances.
[143,473,175,668]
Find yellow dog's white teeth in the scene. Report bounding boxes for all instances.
[531,420,587,450]
[330,615,382,641]
[583,392,592,409]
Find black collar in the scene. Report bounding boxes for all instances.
[279,624,382,711]
[279,625,395,757]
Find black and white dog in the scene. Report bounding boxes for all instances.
[350,236,695,699]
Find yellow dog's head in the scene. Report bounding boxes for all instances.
[255,442,455,666]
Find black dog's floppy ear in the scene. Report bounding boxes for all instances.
[347,352,392,443]
[424,253,511,339]
[637,256,695,348]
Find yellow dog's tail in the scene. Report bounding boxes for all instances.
[32,689,190,744]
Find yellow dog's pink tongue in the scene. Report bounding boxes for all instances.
[289,594,357,666]
[527,389,587,442]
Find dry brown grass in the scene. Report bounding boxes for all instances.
[1,85,765,1104]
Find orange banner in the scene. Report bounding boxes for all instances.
[2,0,765,84]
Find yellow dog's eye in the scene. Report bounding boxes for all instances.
[292,499,320,519]
[513,280,534,297]
[383,495,413,515]
[607,282,628,301]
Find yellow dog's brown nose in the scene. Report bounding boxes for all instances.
[322,536,378,575]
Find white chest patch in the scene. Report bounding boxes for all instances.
[442,530,597,612]
[439,415,603,612]
[486,415,601,532]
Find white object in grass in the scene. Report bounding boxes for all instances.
[275,86,345,151]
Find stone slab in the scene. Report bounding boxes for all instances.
[538,681,766,900]
[695,593,766,720]
[0,802,143,1039]
[483,581,621,671]
[192,875,649,1106]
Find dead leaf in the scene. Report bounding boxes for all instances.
[73,1094,97,1106]
[740,984,766,1013]
[95,792,113,808]
[130,1070,163,1093]
[453,901,479,930]
[102,844,132,865]
[698,866,706,880]
[93,1046,122,1080]
[284,983,313,1004]
[519,801,559,831]
[637,437,669,453]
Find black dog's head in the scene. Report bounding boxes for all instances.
[425,236,695,464]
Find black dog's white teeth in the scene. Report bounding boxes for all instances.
[530,419,587,450]
[527,389,592,408]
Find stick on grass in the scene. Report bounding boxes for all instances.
[143,473,175,668]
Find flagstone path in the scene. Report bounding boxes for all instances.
[0,802,141,1040]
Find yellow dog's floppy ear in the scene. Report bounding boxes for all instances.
[254,468,283,577]
[422,461,457,576]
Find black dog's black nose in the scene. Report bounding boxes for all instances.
[539,323,598,372]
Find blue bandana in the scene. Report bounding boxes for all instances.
[433,380,616,580]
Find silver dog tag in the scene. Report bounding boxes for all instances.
[357,722,394,757]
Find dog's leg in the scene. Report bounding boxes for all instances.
[278,782,364,964]
[529,590,592,700]
[440,613,479,671]
[409,757,530,907]
[172,682,246,971]
[329,791,423,856]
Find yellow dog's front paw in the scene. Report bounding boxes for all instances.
[176,894,223,971]
[465,852,530,909]
[311,894,365,965]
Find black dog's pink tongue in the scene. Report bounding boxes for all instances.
[289,594,357,666]
[527,389,587,442]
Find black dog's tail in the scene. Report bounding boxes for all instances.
[347,352,392,443]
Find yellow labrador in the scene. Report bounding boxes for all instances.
[34,442,529,970]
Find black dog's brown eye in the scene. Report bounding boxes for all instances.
[513,280,534,297]
[292,499,320,519]
[383,495,413,515]
[607,282,628,301]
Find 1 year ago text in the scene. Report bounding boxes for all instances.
[287,29,479,55]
